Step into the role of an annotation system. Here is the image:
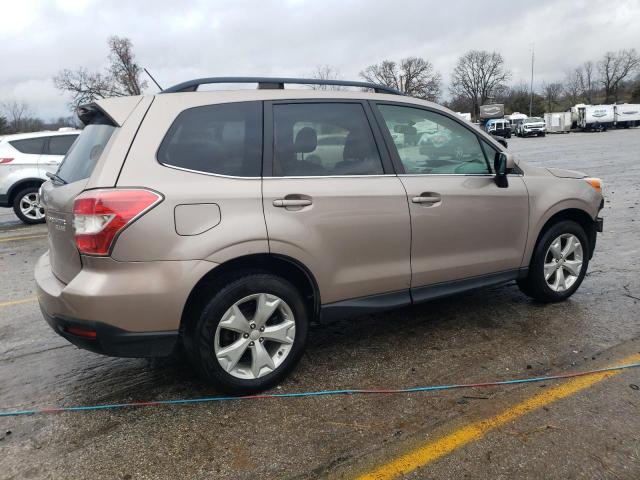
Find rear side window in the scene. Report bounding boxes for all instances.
[47,135,78,155]
[273,103,383,176]
[9,137,45,154]
[157,102,262,177]
[56,124,116,184]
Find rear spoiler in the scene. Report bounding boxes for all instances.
[77,95,143,127]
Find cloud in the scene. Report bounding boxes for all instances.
[1,0,638,119]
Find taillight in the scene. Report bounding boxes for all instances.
[73,189,162,256]
[0,158,14,164]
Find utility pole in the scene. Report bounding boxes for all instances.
[529,45,535,117]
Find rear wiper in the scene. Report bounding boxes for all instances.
[46,171,68,185]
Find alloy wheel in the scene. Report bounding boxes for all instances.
[19,192,45,221]
[544,234,583,292]
[214,293,296,380]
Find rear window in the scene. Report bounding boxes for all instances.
[56,124,116,184]
[47,135,78,155]
[9,137,45,154]
[157,101,262,177]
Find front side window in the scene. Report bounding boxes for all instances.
[158,101,262,177]
[273,103,384,176]
[9,137,45,155]
[47,135,78,155]
[377,104,491,175]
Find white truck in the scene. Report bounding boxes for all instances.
[577,105,614,131]
[614,104,640,128]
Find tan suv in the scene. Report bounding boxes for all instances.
[36,77,604,393]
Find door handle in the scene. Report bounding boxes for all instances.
[273,198,312,208]
[412,193,442,204]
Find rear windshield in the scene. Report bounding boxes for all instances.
[56,123,116,184]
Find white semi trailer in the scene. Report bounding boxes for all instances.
[577,105,614,131]
[614,104,640,128]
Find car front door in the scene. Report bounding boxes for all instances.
[373,102,529,300]
[262,101,411,307]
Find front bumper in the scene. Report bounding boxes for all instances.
[35,251,216,357]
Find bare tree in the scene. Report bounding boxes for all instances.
[598,49,640,103]
[563,68,583,105]
[541,81,563,112]
[107,36,146,95]
[0,115,8,135]
[0,100,44,133]
[308,65,345,90]
[360,57,441,101]
[578,61,597,104]
[54,35,147,110]
[449,50,511,120]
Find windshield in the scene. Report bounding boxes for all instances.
[56,124,116,184]
[525,117,544,123]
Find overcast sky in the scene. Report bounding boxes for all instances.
[1,0,639,119]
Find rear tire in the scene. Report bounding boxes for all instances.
[517,220,590,303]
[185,273,309,394]
[12,186,45,224]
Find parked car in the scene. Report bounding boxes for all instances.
[484,119,511,138]
[36,77,604,393]
[518,117,546,137]
[0,129,80,223]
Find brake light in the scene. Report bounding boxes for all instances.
[0,158,14,164]
[73,189,162,255]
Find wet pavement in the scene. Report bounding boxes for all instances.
[1,128,639,479]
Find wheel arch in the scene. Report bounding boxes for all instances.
[8,177,46,205]
[180,253,321,337]
[526,207,597,265]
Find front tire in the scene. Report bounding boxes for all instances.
[13,186,45,224]
[517,220,590,302]
[186,273,309,394]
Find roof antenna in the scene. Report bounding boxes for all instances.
[144,68,164,91]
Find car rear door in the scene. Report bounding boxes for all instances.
[39,135,78,176]
[262,100,411,306]
[372,102,529,300]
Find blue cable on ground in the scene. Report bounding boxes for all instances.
[1,361,639,418]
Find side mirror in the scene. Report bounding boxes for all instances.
[494,152,514,187]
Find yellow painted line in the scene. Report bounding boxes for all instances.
[0,234,47,243]
[356,352,640,480]
[0,296,38,308]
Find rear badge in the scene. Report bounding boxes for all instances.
[47,216,67,231]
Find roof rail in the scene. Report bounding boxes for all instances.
[161,77,403,95]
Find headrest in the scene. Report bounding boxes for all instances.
[294,127,317,154]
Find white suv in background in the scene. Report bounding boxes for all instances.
[0,129,80,223]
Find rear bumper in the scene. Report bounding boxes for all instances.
[0,193,8,207]
[41,308,179,357]
[35,251,217,357]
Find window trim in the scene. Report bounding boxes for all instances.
[263,99,395,178]
[156,100,264,179]
[369,100,512,177]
